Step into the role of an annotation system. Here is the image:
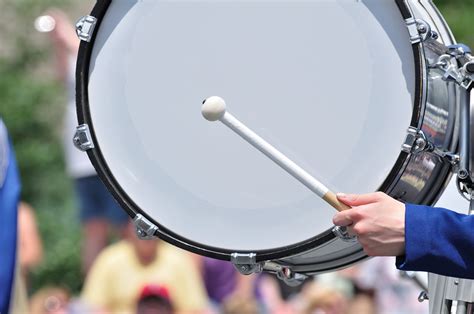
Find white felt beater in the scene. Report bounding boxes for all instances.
[201,96,350,212]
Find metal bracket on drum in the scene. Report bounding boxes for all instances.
[431,44,474,191]
[332,226,358,243]
[75,15,97,42]
[230,253,264,275]
[230,254,307,286]
[73,124,95,151]
[133,214,159,240]
[402,127,429,154]
[264,261,308,287]
[277,268,307,287]
[402,127,459,165]
[432,45,474,90]
[405,18,438,44]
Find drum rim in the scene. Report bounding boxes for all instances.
[76,0,425,262]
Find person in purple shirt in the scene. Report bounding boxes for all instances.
[202,258,237,304]
[332,192,474,280]
[201,257,266,312]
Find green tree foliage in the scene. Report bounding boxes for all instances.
[0,0,83,293]
[437,0,474,48]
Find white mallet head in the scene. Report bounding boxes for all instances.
[201,96,227,121]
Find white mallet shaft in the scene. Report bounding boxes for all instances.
[201,96,350,212]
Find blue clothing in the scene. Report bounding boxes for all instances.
[396,204,474,279]
[0,120,21,314]
[75,175,128,225]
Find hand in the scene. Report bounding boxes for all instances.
[45,8,79,52]
[332,192,406,257]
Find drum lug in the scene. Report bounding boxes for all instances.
[276,267,308,287]
[402,127,428,154]
[405,18,438,44]
[332,226,357,243]
[402,127,460,165]
[75,15,97,42]
[431,45,474,89]
[230,253,264,275]
[73,124,95,151]
[133,214,159,240]
[263,261,308,287]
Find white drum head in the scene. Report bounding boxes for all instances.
[86,0,415,251]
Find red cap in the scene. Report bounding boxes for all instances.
[139,284,171,300]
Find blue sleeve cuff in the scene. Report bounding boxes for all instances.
[396,204,432,271]
[395,203,474,279]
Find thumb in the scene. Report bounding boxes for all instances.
[336,192,382,206]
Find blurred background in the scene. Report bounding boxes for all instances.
[0,0,473,313]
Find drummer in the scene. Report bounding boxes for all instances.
[332,192,474,279]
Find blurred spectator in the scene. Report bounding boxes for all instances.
[200,258,236,305]
[30,286,70,314]
[258,275,296,314]
[315,266,378,314]
[259,276,350,314]
[341,257,428,314]
[221,295,259,314]
[332,257,428,314]
[346,285,376,314]
[45,9,128,275]
[220,272,260,314]
[202,258,257,302]
[258,270,317,314]
[194,257,265,313]
[81,221,208,313]
[136,284,174,314]
[299,281,349,314]
[17,201,43,281]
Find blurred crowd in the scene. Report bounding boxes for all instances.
[9,8,429,314]
[18,209,429,314]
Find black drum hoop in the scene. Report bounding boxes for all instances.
[76,0,429,262]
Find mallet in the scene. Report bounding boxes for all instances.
[201,96,350,212]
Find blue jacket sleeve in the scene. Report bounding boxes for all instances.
[396,204,474,279]
[0,121,20,314]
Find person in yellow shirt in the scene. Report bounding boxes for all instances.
[81,221,208,313]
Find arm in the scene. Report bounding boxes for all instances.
[332,193,474,279]
[17,202,43,273]
[45,9,80,82]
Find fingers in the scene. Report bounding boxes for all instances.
[332,209,357,227]
[336,192,384,207]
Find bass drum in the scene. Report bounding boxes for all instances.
[76,0,458,276]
